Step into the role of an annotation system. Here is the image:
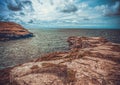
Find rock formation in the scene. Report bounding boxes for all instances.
[0,36,120,85]
[0,22,33,41]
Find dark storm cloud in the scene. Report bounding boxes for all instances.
[105,1,120,16]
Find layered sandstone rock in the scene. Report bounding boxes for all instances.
[0,36,120,85]
[0,22,33,41]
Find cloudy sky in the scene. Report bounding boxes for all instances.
[0,0,120,29]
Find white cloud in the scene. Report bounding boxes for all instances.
[79,2,88,8]
[94,1,120,16]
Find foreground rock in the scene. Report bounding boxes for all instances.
[0,36,120,85]
[0,22,33,41]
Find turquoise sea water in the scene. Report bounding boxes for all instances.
[0,29,120,69]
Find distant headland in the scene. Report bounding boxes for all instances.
[0,22,34,41]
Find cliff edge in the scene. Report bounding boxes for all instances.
[0,22,33,41]
[0,36,120,85]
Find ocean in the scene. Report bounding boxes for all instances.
[0,29,120,69]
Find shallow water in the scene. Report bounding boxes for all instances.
[0,29,120,69]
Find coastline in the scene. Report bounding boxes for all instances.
[0,36,120,85]
[0,22,34,41]
[0,28,120,69]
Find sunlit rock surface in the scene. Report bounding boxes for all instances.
[0,36,120,85]
[0,22,33,41]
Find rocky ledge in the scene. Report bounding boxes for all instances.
[0,36,120,85]
[0,22,33,41]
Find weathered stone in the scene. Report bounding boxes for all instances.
[0,36,120,85]
[0,22,33,41]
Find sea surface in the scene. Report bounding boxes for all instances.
[0,29,120,69]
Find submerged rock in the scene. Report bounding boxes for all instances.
[0,22,33,41]
[0,36,120,85]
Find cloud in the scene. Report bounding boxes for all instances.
[58,4,78,13]
[106,1,120,16]
[0,0,119,27]
[95,1,120,16]
[78,2,88,8]
[5,0,21,11]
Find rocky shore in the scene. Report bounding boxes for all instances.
[0,36,120,85]
[0,22,33,41]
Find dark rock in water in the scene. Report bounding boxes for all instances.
[0,22,34,41]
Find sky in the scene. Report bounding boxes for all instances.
[0,0,120,29]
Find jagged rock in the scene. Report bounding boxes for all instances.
[67,36,108,49]
[0,36,120,85]
[0,22,33,41]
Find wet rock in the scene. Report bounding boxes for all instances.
[0,22,33,41]
[0,36,120,85]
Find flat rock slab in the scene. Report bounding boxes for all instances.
[0,22,33,41]
[0,36,120,85]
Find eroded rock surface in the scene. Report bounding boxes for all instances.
[0,22,33,41]
[0,36,120,85]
